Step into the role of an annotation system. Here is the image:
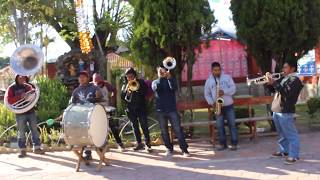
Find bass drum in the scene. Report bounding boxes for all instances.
[63,103,109,148]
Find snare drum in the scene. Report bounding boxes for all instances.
[63,103,109,147]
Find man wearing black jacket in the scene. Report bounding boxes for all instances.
[121,68,152,152]
[152,65,190,157]
[266,62,303,165]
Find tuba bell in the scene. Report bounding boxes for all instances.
[163,57,176,71]
[4,44,43,114]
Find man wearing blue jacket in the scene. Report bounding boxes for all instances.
[204,62,238,151]
[152,65,190,157]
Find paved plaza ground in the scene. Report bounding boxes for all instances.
[0,132,320,180]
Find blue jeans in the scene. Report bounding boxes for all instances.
[127,108,151,146]
[215,105,238,146]
[273,113,300,158]
[157,111,188,152]
[16,112,41,150]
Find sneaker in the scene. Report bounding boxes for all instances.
[229,145,238,151]
[216,144,227,151]
[84,153,93,161]
[271,152,288,158]
[165,149,173,157]
[183,150,191,157]
[284,157,299,165]
[33,148,45,155]
[118,144,125,152]
[18,150,27,158]
[133,143,145,151]
[146,146,153,153]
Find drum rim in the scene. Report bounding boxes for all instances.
[87,103,109,148]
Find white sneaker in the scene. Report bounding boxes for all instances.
[183,152,191,157]
[165,149,173,156]
[118,144,125,152]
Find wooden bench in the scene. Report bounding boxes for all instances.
[174,96,276,146]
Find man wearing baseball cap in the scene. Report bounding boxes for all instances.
[70,71,103,161]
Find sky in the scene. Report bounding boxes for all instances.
[0,0,235,61]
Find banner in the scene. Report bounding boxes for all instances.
[297,50,316,76]
[182,39,248,82]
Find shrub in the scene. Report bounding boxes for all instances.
[306,97,320,117]
[0,103,16,143]
[35,77,69,122]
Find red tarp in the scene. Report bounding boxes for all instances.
[182,39,248,82]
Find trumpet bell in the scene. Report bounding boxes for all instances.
[10,44,44,76]
[163,57,176,70]
[128,80,140,92]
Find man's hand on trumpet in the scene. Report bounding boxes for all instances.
[164,71,172,79]
[266,72,275,85]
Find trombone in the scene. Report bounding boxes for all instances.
[246,72,283,86]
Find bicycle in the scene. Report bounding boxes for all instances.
[111,114,159,138]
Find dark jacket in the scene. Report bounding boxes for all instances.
[152,77,178,113]
[121,79,147,110]
[267,74,303,113]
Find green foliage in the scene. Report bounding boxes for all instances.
[0,57,9,69]
[306,97,320,116]
[131,0,215,85]
[35,77,69,122]
[230,0,320,72]
[0,103,16,143]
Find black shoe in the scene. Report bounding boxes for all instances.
[271,152,288,158]
[145,145,153,153]
[84,154,93,161]
[284,157,299,165]
[33,148,45,155]
[18,150,27,158]
[133,143,145,151]
[216,144,227,151]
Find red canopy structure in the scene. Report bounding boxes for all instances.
[182,29,248,85]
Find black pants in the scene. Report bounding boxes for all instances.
[127,108,151,147]
[85,118,123,156]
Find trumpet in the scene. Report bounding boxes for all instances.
[246,72,283,86]
[163,57,176,71]
[125,79,140,102]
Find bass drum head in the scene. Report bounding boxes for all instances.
[88,104,109,147]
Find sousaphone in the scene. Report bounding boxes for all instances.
[4,44,44,114]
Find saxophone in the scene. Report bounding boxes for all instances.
[215,80,224,116]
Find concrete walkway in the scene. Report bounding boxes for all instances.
[0,132,320,180]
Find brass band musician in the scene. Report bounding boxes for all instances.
[204,62,238,151]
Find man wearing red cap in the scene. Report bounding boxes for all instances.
[70,71,103,160]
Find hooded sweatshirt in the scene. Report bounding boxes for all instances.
[204,73,236,106]
[152,77,178,113]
